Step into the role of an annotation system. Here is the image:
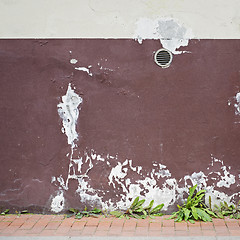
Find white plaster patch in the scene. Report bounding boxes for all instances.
[134,17,194,54]
[51,176,56,183]
[57,83,83,147]
[234,92,240,115]
[51,191,65,213]
[70,59,78,64]
[216,166,235,188]
[75,66,93,76]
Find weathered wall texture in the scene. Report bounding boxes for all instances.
[0,0,240,38]
[0,38,240,213]
[0,0,240,213]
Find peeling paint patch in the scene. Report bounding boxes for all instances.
[75,66,93,76]
[70,59,78,64]
[52,84,239,213]
[216,165,235,188]
[234,92,240,115]
[57,83,83,147]
[134,17,193,54]
[51,191,65,213]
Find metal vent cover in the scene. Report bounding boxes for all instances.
[154,49,173,68]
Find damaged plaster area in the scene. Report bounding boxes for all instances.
[233,92,240,115]
[57,83,83,147]
[75,66,93,76]
[134,17,194,54]
[50,83,83,212]
[50,84,240,213]
[70,56,116,76]
[227,92,240,123]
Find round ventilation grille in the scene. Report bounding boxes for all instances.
[154,49,173,68]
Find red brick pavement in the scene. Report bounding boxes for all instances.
[0,214,240,237]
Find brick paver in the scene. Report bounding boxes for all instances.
[0,214,240,237]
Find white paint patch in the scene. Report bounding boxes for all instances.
[70,59,78,64]
[134,17,193,54]
[57,83,83,147]
[234,92,240,115]
[51,191,65,213]
[51,176,56,183]
[75,66,93,76]
[216,166,235,188]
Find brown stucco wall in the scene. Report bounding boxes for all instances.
[0,39,240,213]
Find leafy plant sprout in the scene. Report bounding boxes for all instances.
[210,198,240,219]
[167,184,216,223]
[110,197,164,219]
[68,206,102,219]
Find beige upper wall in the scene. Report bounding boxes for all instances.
[0,0,240,38]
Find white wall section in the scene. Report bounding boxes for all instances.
[0,0,240,38]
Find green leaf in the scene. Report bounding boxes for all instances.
[134,199,145,209]
[0,209,9,215]
[142,210,147,216]
[224,201,229,208]
[214,204,220,210]
[75,214,83,219]
[196,208,212,222]
[209,196,212,210]
[81,211,89,214]
[187,185,197,202]
[175,210,184,222]
[110,211,123,218]
[216,212,224,219]
[21,210,28,214]
[191,206,198,220]
[153,213,163,216]
[150,204,164,214]
[188,219,195,224]
[130,197,139,209]
[89,213,99,218]
[145,200,154,211]
[167,212,178,219]
[134,207,144,213]
[69,208,78,214]
[131,213,141,219]
[196,189,206,196]
[183,208,191,221]
[205,209,217,218]
[91,208,101,214]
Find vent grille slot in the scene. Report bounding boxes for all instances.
[154,49,173,68]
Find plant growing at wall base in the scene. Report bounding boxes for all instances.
[0,209,9,215]
[211,199,240,219]
[168,185,216,223]
[68,207,102,219]
[110,197,164,219]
